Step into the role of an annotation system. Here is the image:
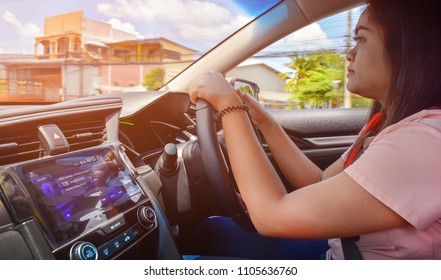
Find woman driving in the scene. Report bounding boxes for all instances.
[189,0,441,259]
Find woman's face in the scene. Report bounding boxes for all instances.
[346,10,391,102]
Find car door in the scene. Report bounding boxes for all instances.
[264,107,368,189]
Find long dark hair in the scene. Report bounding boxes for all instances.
[348,0,441,164]
[366,0,441,129]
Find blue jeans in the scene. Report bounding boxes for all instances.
[181,216,329,260]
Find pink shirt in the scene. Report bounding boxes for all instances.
[327,109,441,259]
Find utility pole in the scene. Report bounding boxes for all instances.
[343,9,352,108]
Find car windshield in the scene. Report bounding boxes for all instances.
[0,0,280,103]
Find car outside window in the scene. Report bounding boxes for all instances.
[226,7,371,111]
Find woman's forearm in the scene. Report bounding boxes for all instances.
[258,119,323,188]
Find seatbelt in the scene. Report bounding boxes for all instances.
[341,236,363,260]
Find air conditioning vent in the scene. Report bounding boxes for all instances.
[0,113,108,167]
[0,126,43,166]
[58,118,107,152]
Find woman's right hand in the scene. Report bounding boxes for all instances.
[189,71,276,131]
[189,71,242,112]
[236,89,276,131]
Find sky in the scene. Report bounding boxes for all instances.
[0,0,361,68]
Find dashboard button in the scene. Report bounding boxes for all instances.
[98,242,116,260]
[102,216,126,234]
[121,228,134,246]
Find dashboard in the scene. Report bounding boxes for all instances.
[0,91,189,260]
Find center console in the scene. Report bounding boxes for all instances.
[0,145,160,260]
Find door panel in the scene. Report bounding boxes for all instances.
[262,108,368,189]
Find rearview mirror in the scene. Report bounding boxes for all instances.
[229,78,260,100]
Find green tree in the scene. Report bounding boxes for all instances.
[143,67,165,90]
[283,52,345,109]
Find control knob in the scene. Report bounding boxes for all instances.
[70,241,98,260]
[137,206,157,229]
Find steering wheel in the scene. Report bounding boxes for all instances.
[195,99,248,218]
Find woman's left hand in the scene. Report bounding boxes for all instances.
[189,71,242,112]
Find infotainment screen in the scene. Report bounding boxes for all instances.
[20,147,146,245]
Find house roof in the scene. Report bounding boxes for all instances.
[106,37,197,52]
[236,58,283,75]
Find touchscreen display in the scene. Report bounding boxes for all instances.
[21,147,146,244]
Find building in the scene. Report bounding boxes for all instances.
[0,11,196,102]
[227,59,285,93]
[101,38,196,93]
[226,59,294,108]
[34,10,137,61]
